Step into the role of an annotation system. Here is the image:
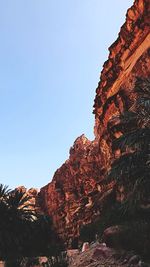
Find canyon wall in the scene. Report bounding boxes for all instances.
[38,0,150,246]
[39,135,108,247]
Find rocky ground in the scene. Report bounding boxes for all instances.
[69,243,150,267]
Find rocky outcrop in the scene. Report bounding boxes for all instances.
[93,0,150,202]
[39,135,110,247]
[69,242,149,267]
[37,0,150,246]
[94,0,150,168]
[103,222,150,255]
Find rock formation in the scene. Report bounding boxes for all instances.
[93,0,150,201]
[69,242,149,267]
[37,0,150,246]
[39,135,107,247]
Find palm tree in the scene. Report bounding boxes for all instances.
[107,77,150,214]
[0,184,10,200]
[0,185,36,259]
[7,189,35,222]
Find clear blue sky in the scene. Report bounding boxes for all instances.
[0,0,133,189]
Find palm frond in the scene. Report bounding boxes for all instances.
[7,190,32,209]
[112,128,150,151]
[0,184,10,200]
[134,77,150,95]
[107,151,150,183]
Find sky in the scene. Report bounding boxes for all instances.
[0,0,133,189]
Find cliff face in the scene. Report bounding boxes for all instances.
[38,0,150,246]
[39,135,108,247]
[93,0,150,201]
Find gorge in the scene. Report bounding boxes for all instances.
[20,0,150,249]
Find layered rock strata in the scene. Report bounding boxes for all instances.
[93,0,150,200]
[38,0,150,246]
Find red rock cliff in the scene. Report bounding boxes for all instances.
[39,135,107,246]
[38,0,150,246]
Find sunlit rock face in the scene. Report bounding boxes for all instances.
[39,135,106,247]
[94,0,150,127]
[38,0,150,246]
[93,0,150,201]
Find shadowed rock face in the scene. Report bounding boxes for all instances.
[37,0,150,246]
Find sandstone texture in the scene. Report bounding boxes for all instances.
[37,0,150,246]
[39,135,109,247]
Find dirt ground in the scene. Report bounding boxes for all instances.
[69,243,149,267]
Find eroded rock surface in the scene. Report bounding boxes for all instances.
[37,0,150,246]
[39,135,107,246]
